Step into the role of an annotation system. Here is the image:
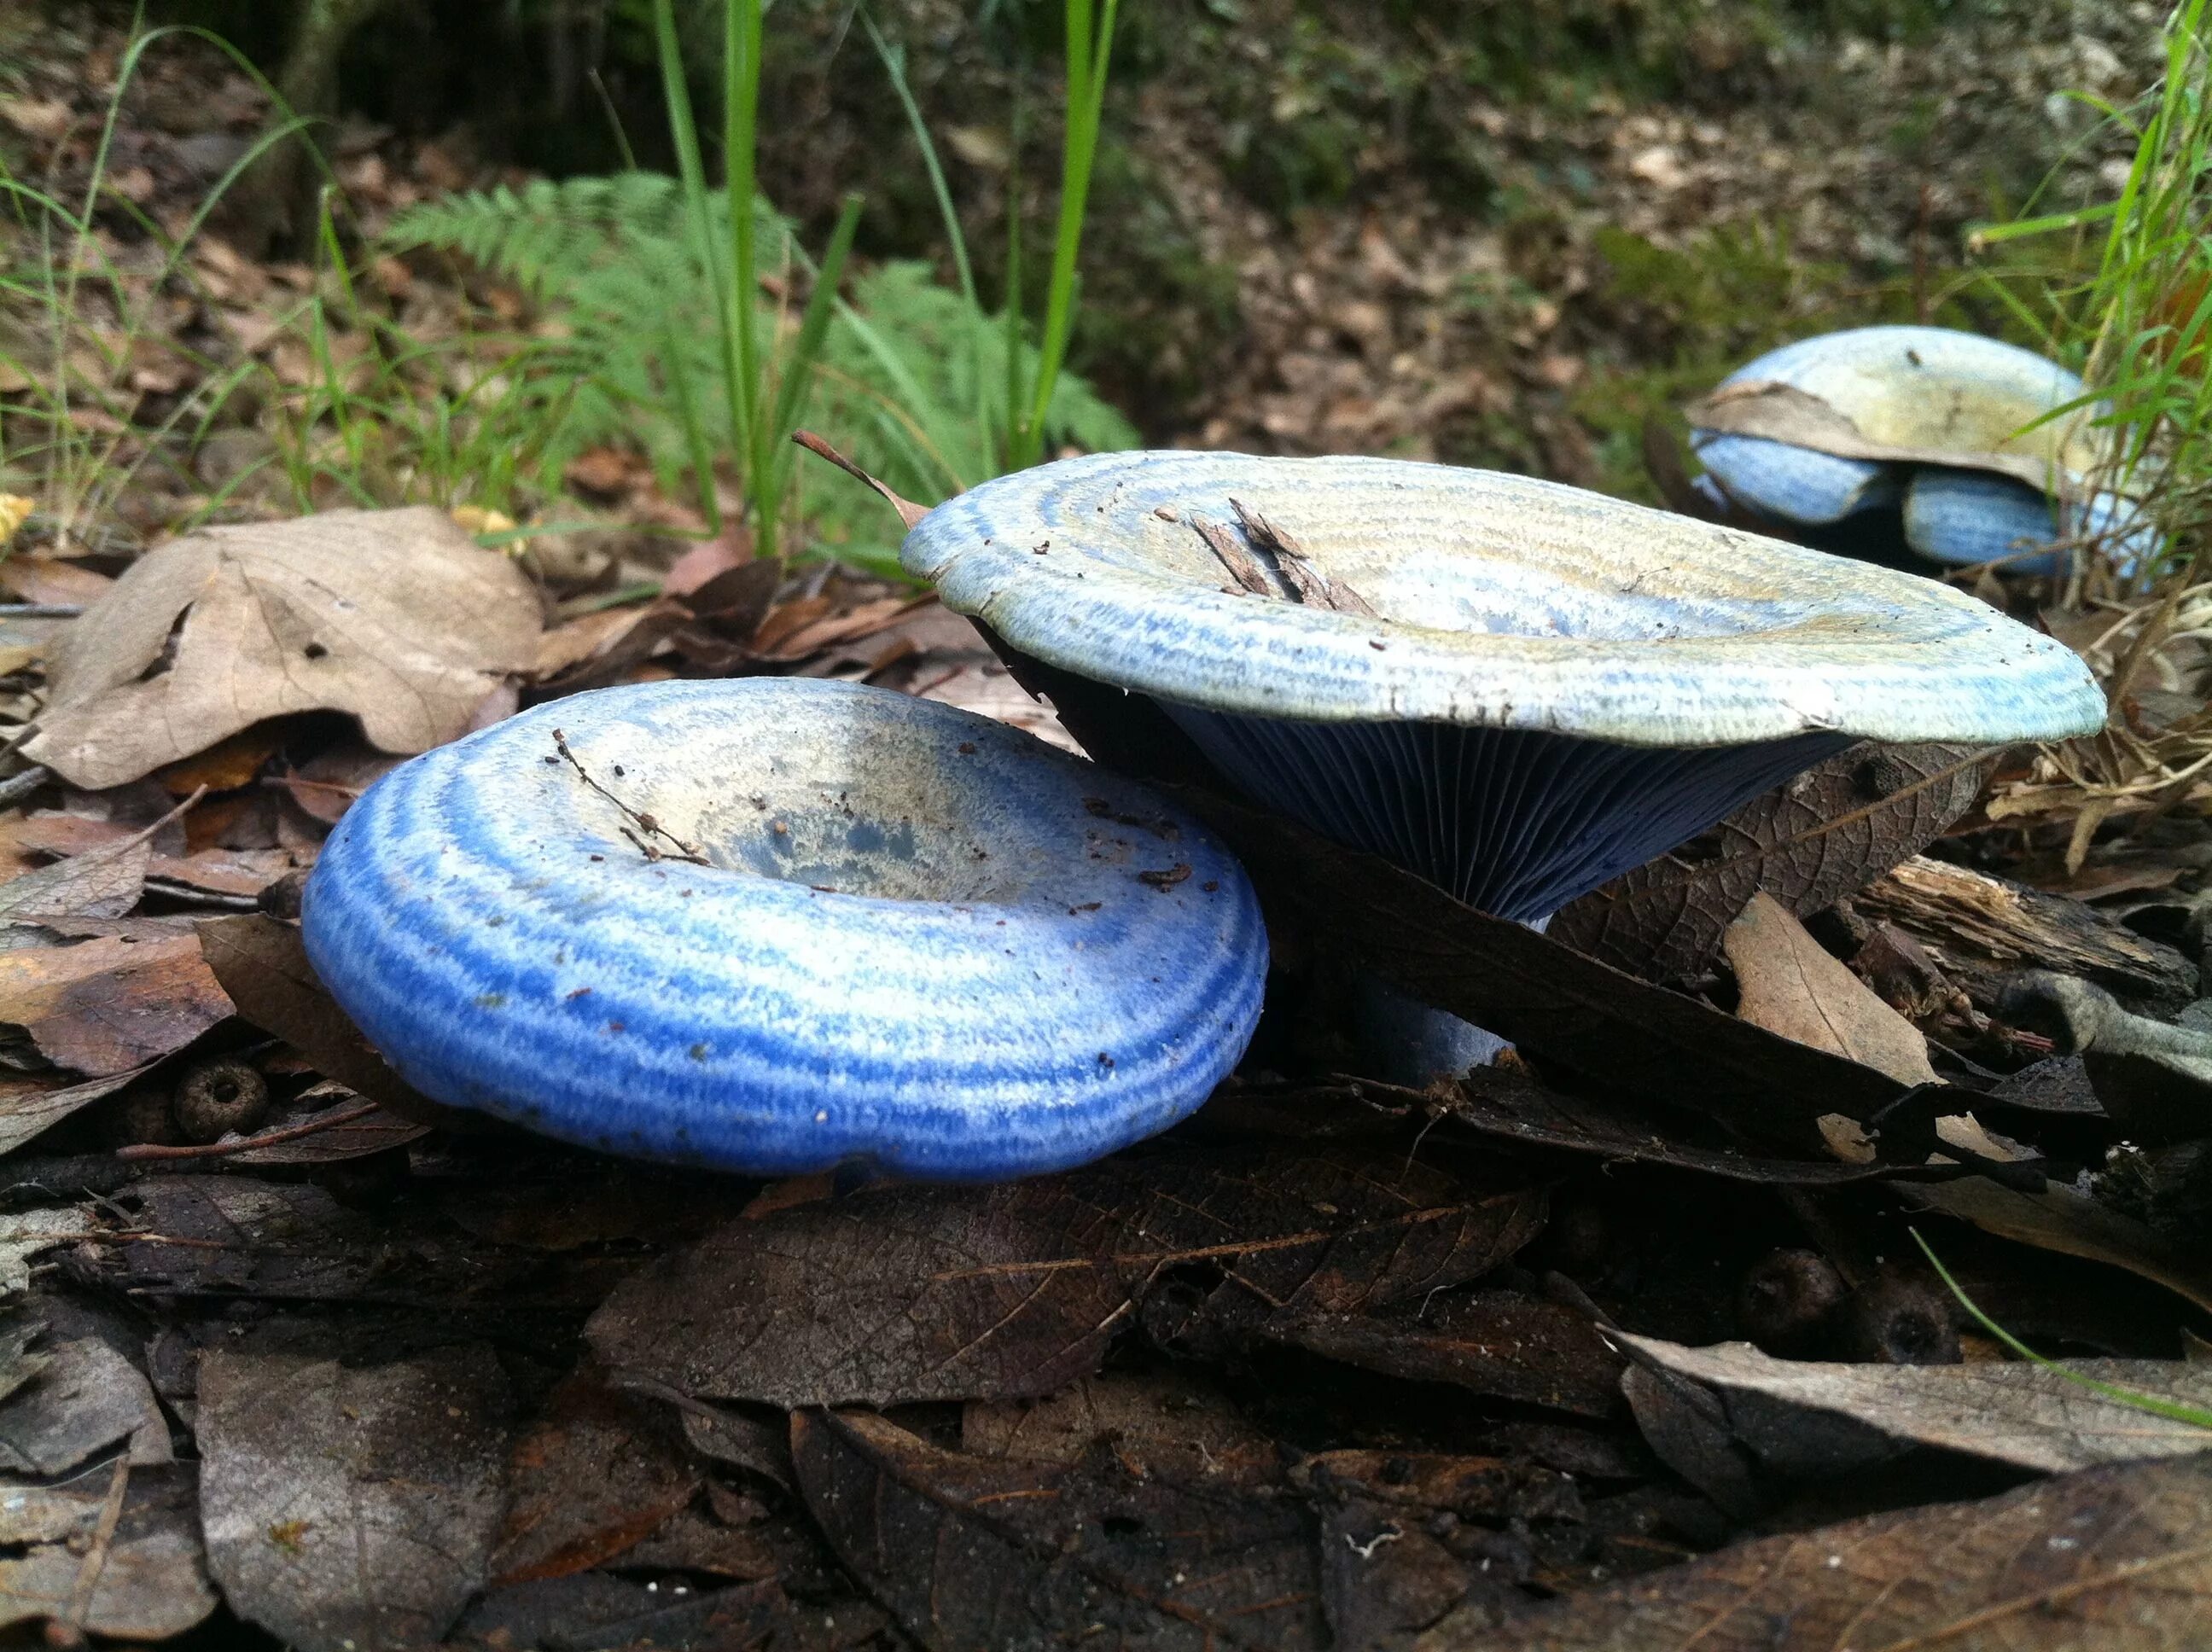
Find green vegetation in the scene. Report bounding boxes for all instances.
[2,1,1134,573]
[1970,0,2210,589]
[1916,1231,2212,1430]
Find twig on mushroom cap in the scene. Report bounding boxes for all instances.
[1229,497,1377,617]
[1191,515,1273,596]
[550,729,708,865]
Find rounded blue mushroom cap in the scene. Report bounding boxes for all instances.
[301,678,1268,1180]
[902,451,2107,925]
[1687,324,2152,573]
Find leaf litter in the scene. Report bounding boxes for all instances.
[0,289,2207,1652]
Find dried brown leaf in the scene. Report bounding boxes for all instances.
[1909,1177,2212,1317]
[793,1407,1329,1651]
[1420,1452,2212,1651]
[25,508,539,789]
[1616,1333,2212,1475]
[490,1366,701,1587]
[195,913,456,1126]
[1267,1291,1625,1418]
[587,1144,1545,1409]
[0,933,231,1075]
[0,1335,172,1476]
[1724,892,1938,1086]
[962,1370,1281,1485]
[0,1064,153,1156]
[1551,743,1990,980]
[0,1468,217,1642]
[198,1342,510,1652]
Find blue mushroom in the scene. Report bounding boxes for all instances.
[302,678,1268,1179]
[1689,325,2156,576]
[904,450,2108,1079]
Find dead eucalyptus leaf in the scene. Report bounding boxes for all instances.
[586,1143,1545,1410]
[25,508,539,789]
[0,933,231,1075]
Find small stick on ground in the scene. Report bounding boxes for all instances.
[791,431,931,529]
[114,1100,381,1163]
[551,730,708,865]
[1229,497,1377,616]
[53,1453,130,1644]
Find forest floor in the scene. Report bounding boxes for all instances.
[0,3,2209,1649]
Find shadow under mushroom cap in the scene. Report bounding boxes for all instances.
[301,678,1267,1180]
[904,451,2106,747]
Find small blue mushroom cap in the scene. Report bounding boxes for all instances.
[302,678,1267,1180]
[1687,433,1900,526]
[1901,470,2064,575]
[1691,324,2156,574]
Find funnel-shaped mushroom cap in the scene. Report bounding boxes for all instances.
[303,679,1266,1180]
[905,450,2105,747]
[904,451,2105,925]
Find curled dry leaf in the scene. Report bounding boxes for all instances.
[1551,742,1990,981]
[24,508,540,790]
[197,1341,510,1652]
[1419,1452,2212,1652]
[1614,1332,2212,1476]
[586,1144,1546,1410]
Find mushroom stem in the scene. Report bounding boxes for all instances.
[1353,973,1512,1084]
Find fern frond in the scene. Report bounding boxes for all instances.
[380,174,1136,567]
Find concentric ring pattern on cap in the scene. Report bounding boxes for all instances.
[302,678,1267,1180]
[903,450,2106,747]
